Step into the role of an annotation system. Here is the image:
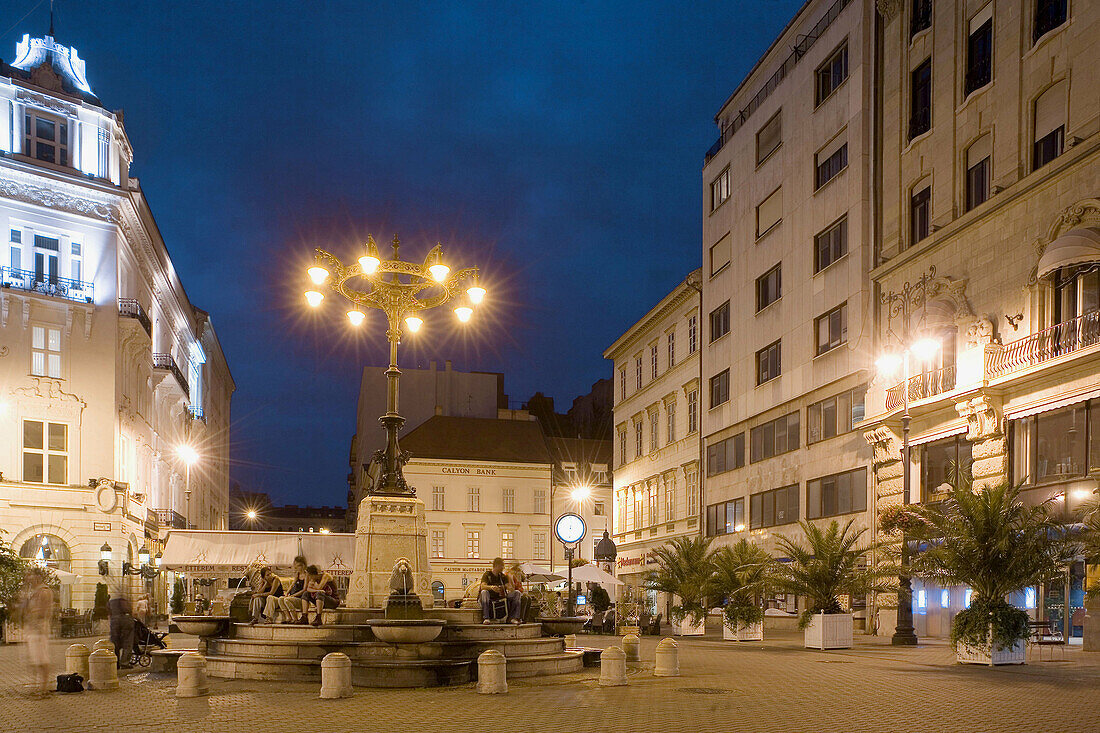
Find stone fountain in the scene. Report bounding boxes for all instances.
[365,559,445,656]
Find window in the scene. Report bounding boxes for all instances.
[707,433,745,476]
[756,340,781,385]
[23,111,69,166]
[687,389,698,433]
[710,369,730,408]
[1034,127,1065,170]
[619,368,627,399]
[815,302,848,355]
[815,142,848,190]
[750,485,799,529]
[909,59,932,140]
[756,111,782,164]
[634,420,644,458]
[1033,0,1067,42]
[11,229,21,243]
[31,325,61,378]
[808,386,866,444]
[808,468,867,519]
[594,501,606,516]
[666,400,676,444]
[535,488,547,514]
[685,467,699,517]
[710,301,730,341]
[533,532,547,559]
[648,483,658,524]
[618,429,627,466]
[706,498,746,536]
[815,43,848,106]
[756,188,782,237]
[432,485,445,511]
[667,331,675,368]
[33,235,59,285]
[710,233,731,276]
[650,344,659,379]
[750,411,800,462]
[965,15,992,95]
[910,185,931,246]
[650,410,659,453]
[711,168,731,210]
[1013,404,1091,485]
[466,530,480,559]
[815,216,848,273]
[23,420,67,484]
[431,530,445,558]
[70,242,83,284]
[965,135,991,211]
[635,355,643,389]
[922,435,974,497]
[1051,264,1099,326]
[910,0,931,37]
[664,476,675,521]
[501,531,514,559]
[1033,81,1067,171]
[502,488,514,513]
[633,488,643,529]
[756,264,781,312]
[467,486,480,512]
[688,315,698,354]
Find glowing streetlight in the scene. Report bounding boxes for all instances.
[454,303,473,323]
[404,313,423,333]
[358,239,381,274]
[466,284,486,304]
[347,309,365,326]
[178,444,199,529]
[307,266,330,285]
[304,290,324,308]
[246,509,258,521]
[571,485,592,502]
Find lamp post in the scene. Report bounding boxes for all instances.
[178,444,199,529]
[305,235,485,496]
[877,266,938,647]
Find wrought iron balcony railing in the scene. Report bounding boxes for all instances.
[118,298,152,336]
[1033,0,1067,42]
[964,57,992,95]
[908,106,931,140]
[885,364,957,411]
[188,405,206,423]
[152,353,190,398]
[1,266,94,303]
[154,509,188,529]
[986,310,1100,380]
[910,0,932,37]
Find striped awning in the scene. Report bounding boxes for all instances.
[1037,227,1100,280]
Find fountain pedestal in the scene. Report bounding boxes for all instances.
[347,495,433,609]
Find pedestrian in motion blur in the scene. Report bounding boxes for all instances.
[21,567,54,697]
[108,586,136,669]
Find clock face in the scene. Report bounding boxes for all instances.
[555,513,586,544]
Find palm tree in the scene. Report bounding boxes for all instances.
[646,535,715,625]
[707,540,773,630]
[907,481,1073,650]
[774,519,884,629]
[1078,498,1100,600]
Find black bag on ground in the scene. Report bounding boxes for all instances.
[56,673,83,692]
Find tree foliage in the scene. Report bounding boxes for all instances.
[645,535,715,624]
[706,539,773,629]
[0,530,28,625]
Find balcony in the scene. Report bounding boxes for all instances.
[910,0,932,38]
[885,365,957,411]
[1,266,93,303]
[964,57,991,96]
[152,353,190,398]
[188,405,207,424]
[154,509,188,529]
[908,106,931,141]
[986,310,1100,380]
[118,298,151,336]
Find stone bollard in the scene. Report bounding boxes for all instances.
[92,638,115,655]
[599,646,627,686]
[176,653,208,698]
[622,633,640,662]
[654,637,679,677]
[87,648,119,690]
[564,633,577,649]
[476,650,508,694]
[66,643,91,680]
[320,652,353,699]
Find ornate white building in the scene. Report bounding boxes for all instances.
[0,33,234,611]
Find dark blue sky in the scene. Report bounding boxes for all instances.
[3,0,802,505]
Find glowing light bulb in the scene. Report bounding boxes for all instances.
[404,314,423,333]
[911,337,940,363]
[358,254,380,274]
[307,266,329,285]
[571,486,591,501]
[347,309,365,326]
[429,263,450,282]
[466,285,486,304]
[876,352,902,378]
[246,510,258,521]
[304,290,324,308]
[454,304,473,322]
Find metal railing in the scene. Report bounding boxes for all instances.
[885,365,957,411]
[910,0,932,37]
[154,509,188,529]
[908,106,931,140]
[986,310,1100,380]
[1,266,94,303]
[152,353,190,398]
[188,405,206,423]
[964,57,991,95]
[118,298,152,336]
[1033,0,1067,42]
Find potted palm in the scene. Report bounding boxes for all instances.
[906,482,1071,666]
[646,536,715,636]
[708,540,771,641]
[775,519,882,649]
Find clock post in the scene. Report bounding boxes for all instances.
[554,513,586,618]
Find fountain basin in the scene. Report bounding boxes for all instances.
[367,619,446,644]
[538,617,586,636]
[173,615,232,637]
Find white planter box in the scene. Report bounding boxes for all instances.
[674,617,706,636]
[956,640,1025,666]
[722,620,763,641]
[804,613,853,649]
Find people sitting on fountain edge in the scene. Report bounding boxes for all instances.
[248,566,284,625]
[480,557,522,625]
[279,556,309,624]
[303,565,341,626]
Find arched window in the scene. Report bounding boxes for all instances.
[19,533,72,607]
[431,581,445,602]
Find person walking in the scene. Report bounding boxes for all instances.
[108,587,136,669]
[21,567,53,697]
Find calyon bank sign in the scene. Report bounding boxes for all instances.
[441,466,499,476]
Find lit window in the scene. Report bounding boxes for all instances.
[917,589,927,610]
[23,419,67,485]
[1025,587,1036,609]
[23,112,69,166]
[501,531,514,559]
[940,590,950,609]
[31,325,62,378]
[431,530,445,558]
[466,531,480,559]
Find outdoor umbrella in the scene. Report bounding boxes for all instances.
[518,562,565,583]
[568,563,623,586]
[50,568,81,585]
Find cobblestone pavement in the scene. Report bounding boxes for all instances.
[2,629,1099,733]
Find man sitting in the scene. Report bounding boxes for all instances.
[479,557,521,624]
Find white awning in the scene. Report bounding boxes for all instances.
[1037,227,1100,281]
[161,530,356,576]
[1004,386,1100,420]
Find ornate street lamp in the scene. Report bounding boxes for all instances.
[306,235,485,496]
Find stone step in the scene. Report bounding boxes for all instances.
[208,636,565,662]
[498,650,585,679]
[326,606,482,625]
[232,623,374,643]
[439,622,542,641]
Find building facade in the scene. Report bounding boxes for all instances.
[605,270,703,615]
[863,0,1099,639]
[0,34,234,611]
[545,436,612,572]
[699,0,876,618]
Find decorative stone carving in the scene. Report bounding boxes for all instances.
[876,0,902,21]
[864,426,901,467]
[926,276,975,324]
[0,177,120,223]
[956,393,1003,441]
[965,317,996,349]
[16,86,76,114]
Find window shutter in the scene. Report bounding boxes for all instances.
[967,134,992,167]
[1034,82,1066,140]
[709,233,731,275]
[757,188,782,236]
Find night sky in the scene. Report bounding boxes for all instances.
[2,0,802,506]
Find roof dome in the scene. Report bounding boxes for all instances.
[594,530,617,562]
[11,34,95,98]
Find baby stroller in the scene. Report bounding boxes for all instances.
[129,619,168,668]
